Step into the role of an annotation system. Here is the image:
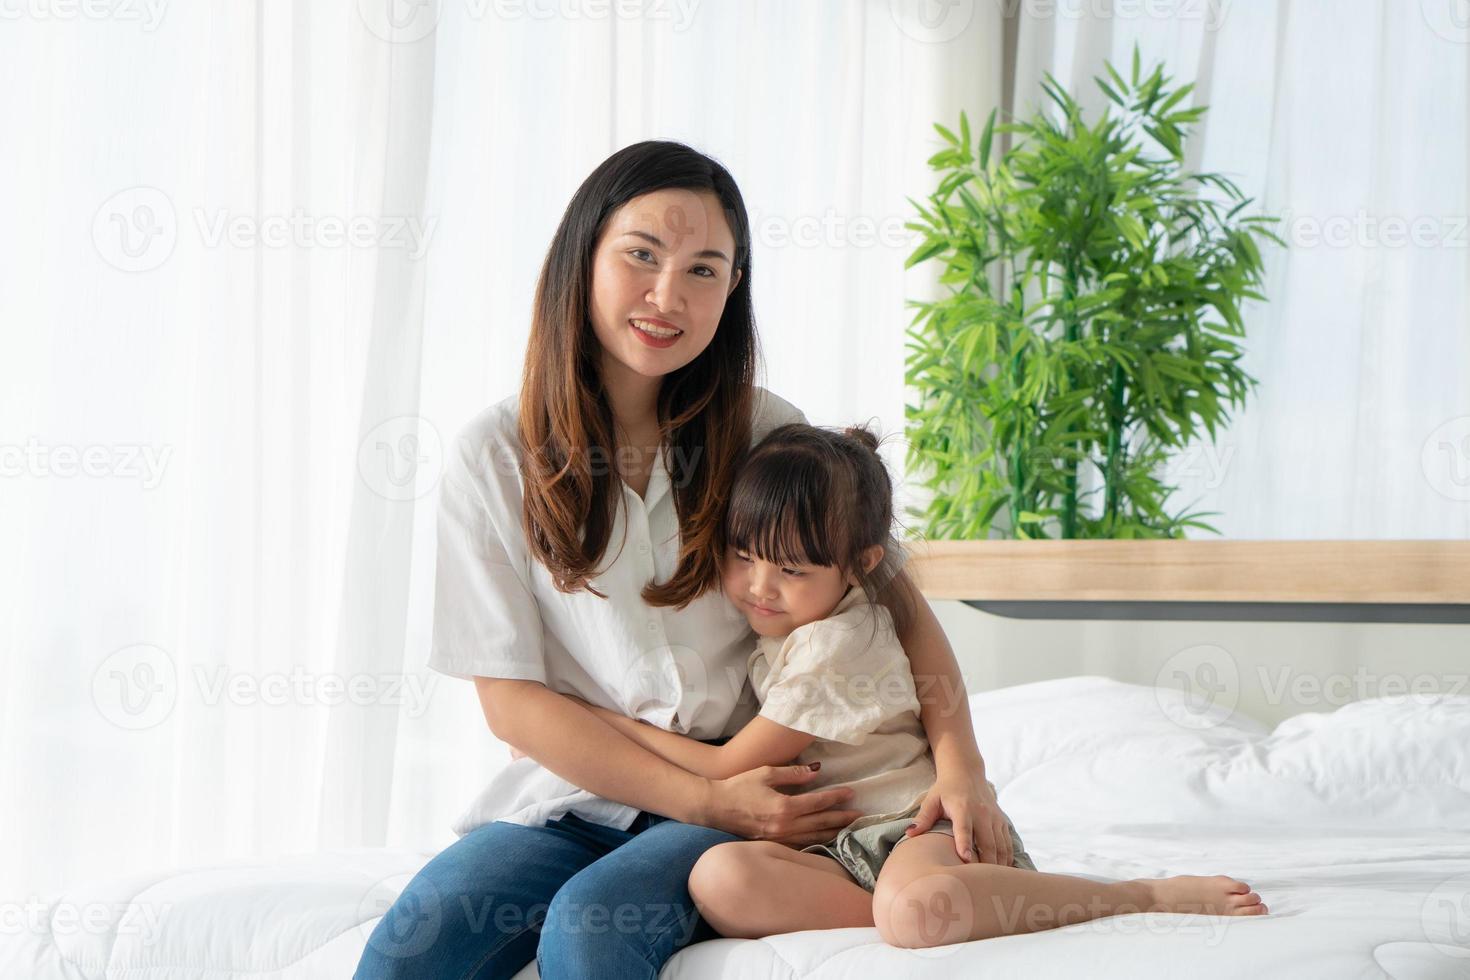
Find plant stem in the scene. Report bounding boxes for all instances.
[1060,260,1080,539]
[1103,361,1126,529]
[1008,283,1027,536]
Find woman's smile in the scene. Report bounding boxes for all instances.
[629,317,684,348]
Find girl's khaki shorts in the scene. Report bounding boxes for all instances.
[799,781,1037,892]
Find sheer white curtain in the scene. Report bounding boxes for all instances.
[1010,0,1470,538]
[0,0,1000,899]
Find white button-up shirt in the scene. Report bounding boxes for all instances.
[429,386,807,836]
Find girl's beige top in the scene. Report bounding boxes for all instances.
[749,587,936,822]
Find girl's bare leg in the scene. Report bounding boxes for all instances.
[873,832,1268,949]
[688,840,875,939]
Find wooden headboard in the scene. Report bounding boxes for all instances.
[905,540,1470,623]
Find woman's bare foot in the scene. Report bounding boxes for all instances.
[1133,875,1269,916]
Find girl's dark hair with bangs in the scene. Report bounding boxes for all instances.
[720,422,916,639]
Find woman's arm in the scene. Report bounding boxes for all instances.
[883,568,1016,867]
[480,677,858,845]
[576,701,813,780]
[887,568,984,772]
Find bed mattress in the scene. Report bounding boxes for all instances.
[7,676,1468,979]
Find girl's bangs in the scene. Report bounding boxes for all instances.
[724,455,839,568]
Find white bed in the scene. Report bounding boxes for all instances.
[7,675,1469,979]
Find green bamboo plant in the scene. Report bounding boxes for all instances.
[904,50,1284,540]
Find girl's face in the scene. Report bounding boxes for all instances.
[723,545,883,637]
[588,188,743,384]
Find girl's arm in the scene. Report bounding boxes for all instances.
[483,678,864,846]
[573,697,815,780]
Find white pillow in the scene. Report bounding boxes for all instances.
[968,677,1470,831]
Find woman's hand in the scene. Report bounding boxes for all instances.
[904,766,1015,866]
[700,763,865,848]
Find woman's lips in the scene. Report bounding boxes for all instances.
[748,603,782,616]
[629,318,683,349]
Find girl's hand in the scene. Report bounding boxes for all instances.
[904,768,1015,866]
[700,764,865,848]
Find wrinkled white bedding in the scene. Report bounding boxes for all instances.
[7,676,1469,979]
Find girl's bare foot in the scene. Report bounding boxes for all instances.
[1134,875,1270,916]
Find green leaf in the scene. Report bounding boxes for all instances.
[978,110,997,169]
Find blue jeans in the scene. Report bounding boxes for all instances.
[354,809,743,979]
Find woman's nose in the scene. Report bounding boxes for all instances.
[646,267,685,314]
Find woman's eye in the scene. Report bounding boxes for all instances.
[631,249,655,262]
[692,266,715,278]
[735,553,752,563]
[781,568,803,577]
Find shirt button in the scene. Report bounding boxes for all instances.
[637,542,651,555]
[647,621,659,633]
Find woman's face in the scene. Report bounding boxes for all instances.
[588,188,743,383]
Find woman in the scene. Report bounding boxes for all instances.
[354,140,1017,979]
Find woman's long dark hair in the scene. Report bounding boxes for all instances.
[519,140,758,608]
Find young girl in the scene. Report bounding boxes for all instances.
[573,423,1270,947]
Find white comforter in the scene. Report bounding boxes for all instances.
[7,676,1469,979]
